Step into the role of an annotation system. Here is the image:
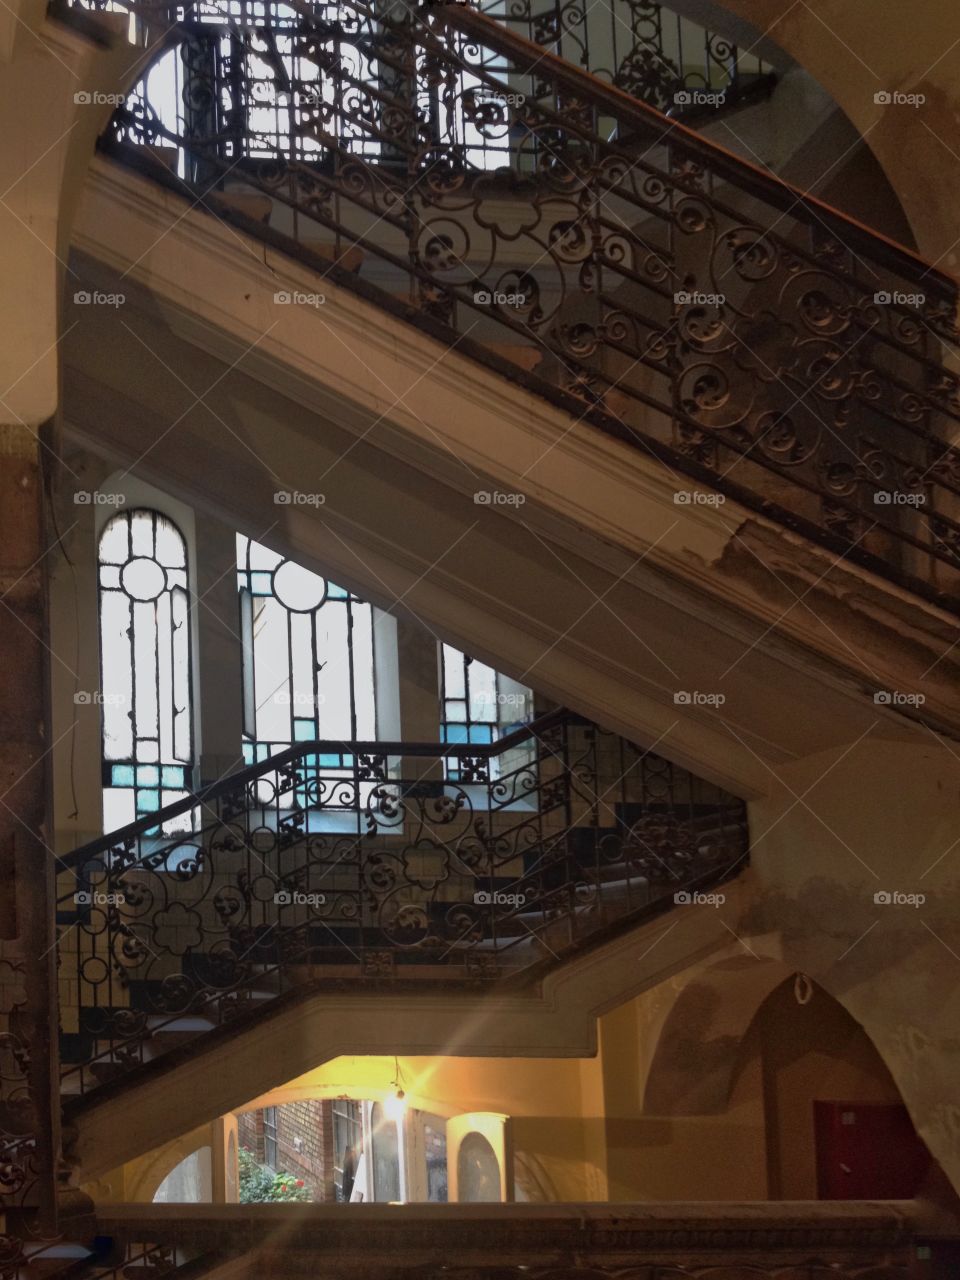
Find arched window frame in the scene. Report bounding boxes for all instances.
[97,507,196,833]
[236,534,378,769]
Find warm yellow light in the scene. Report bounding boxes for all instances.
[384,1088,407,1122]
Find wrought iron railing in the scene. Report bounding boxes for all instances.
[475,0,776,115]
[70,0,960,610]
[57,711,748,1094]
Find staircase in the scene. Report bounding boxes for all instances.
[56,710,748,1098]
[66,0,960,613]
[3,0,959,1272]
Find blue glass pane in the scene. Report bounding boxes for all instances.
[111,764,135,787]
[242,742,255,765]
[161,766,186,787]
[327,582,348,600]
[257,743,271,761]
[468,726,494,743]
[139,789,160,811]
[318,753,342,767]
[137,765,160,786]
[445,724,469,744]
[294,719,316,741]
[251,572,273,595]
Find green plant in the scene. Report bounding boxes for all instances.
[238,1146,311,1203]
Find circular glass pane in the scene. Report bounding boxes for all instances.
[121,556,167,601]
[272,559,326,612]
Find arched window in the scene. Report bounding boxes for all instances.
[237,535,376,766]
[97,509,194,833]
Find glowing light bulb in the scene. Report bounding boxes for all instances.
[384,1088,407,1122]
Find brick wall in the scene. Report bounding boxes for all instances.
[238,1101,336,1202]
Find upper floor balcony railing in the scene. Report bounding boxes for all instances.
[57,710,748,1095]
[61,0,960,612]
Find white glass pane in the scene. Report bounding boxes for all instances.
[172,587,192,763]
[254,599,292,742]
[468,661,497,722]
[130,510,154,558]
[100,592,133,761]
[134,600,159,739]
[443,645,465,698]
[103,787,135,834]
[316,606,351,737]
[99,514,129,565]
[290,611,314,717]
[157,590,174,762]
[351,604,376,740]
[154,515,186,568]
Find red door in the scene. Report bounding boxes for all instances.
[814,1101,931,1199]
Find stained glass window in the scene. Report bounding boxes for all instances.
[97,509,194,833]
[237,534,376,768]
[439,645,533,781]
